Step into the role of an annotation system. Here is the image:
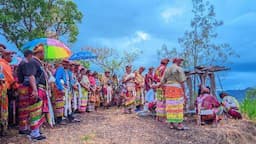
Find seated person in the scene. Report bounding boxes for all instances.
[197,87,223,123]
[220,92,242,119]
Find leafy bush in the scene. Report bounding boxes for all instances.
[240,88,256,120]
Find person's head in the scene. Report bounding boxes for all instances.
[112,74,117,79]
[160,58,169,66]
[138,67,145,74]
[220,92,228,99]
[172,58,184,66]
[62,60,69,69]
[80,68,86,75]
[125,65,132,73]
[201,87,210,94]
[23,50,33,60]
[0,44,6,53]
[148,67,154,74]
[33,44,44,60]
[86,70,91,75]
[105,70,110,77]
[1,50,16,63]
[93,72,98,78]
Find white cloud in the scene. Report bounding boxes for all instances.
[161,7,184,24]
[136,31,150,41]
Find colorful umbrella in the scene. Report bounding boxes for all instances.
[69,51,97,60]
[21,38,71,60]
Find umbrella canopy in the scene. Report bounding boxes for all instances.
[69,51,97,60]
[21,38,71,60]
[10,56,23,65]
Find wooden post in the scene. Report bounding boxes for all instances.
[209,73,216,97]
[186,76,193,110]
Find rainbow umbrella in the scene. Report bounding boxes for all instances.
[21,38,71,60]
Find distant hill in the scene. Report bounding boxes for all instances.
[223,88,253,102]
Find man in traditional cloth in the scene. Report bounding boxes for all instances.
[17,44,46,140]
[135,67,145,111]
[161,58,188,130]
[220,92,242,119]
[154,58,169,122]
[54,60,69,125]
[101,70,112,108]
[0,49,16,136]
[122,65,136,114]
[65,62,80,122]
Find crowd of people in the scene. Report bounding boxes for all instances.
[0,43,242,141]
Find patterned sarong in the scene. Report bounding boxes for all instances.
[29,100,45,130]
[125,85,136,109]
[155,88,166,118]
[78,88,88,112]
[18,85,45,131]
[18,86,31,131]
[135,87,144,106]
[164,85,184,123]
[52,86,64,118]
[0,84,8,131]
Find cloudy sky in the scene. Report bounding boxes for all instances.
[1,0,256,90]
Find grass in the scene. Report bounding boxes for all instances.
[81,133,96,143]
[240,88,256,121]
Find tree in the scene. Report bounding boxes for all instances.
[0,0,83,48]
[83,47,141,74]
[178,0,237,69]
[157,43,178,59]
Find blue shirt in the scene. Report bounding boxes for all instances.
[55,66,66,91]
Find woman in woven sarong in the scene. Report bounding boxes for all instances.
[93,72,101,111]
[135,67,145,111]
[79,68,89,112]
[161,58,188,130]
[122,65,136,114]
[154,59,169,122]
[220,92,242,119]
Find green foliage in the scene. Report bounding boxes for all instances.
[241,88,256,120]
[157,0,238,69]
[179,0,237,68]
[78,61,90,69]
[157,44,178,59]
[0,0,83,48]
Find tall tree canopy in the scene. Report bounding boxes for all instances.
[158,0,237,69]
[0,0,83,48]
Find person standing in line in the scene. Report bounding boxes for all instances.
[161,58,188,130]
[18,44,47,140]
[122,65,136,114]
[154,59,169,123]
[135,67,145,111]
[0,49,16,136]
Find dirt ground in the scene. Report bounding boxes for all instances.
[1,107,256,144]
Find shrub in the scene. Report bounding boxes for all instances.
[240,88,256,120]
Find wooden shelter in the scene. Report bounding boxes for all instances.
[185,66,230,110]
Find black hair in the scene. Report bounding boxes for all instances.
[23,50,33,57]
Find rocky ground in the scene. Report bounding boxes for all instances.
[1,108,256,144]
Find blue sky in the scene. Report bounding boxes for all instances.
[1,0,256,90]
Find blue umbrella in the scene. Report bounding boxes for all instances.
[69,51,97,60]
